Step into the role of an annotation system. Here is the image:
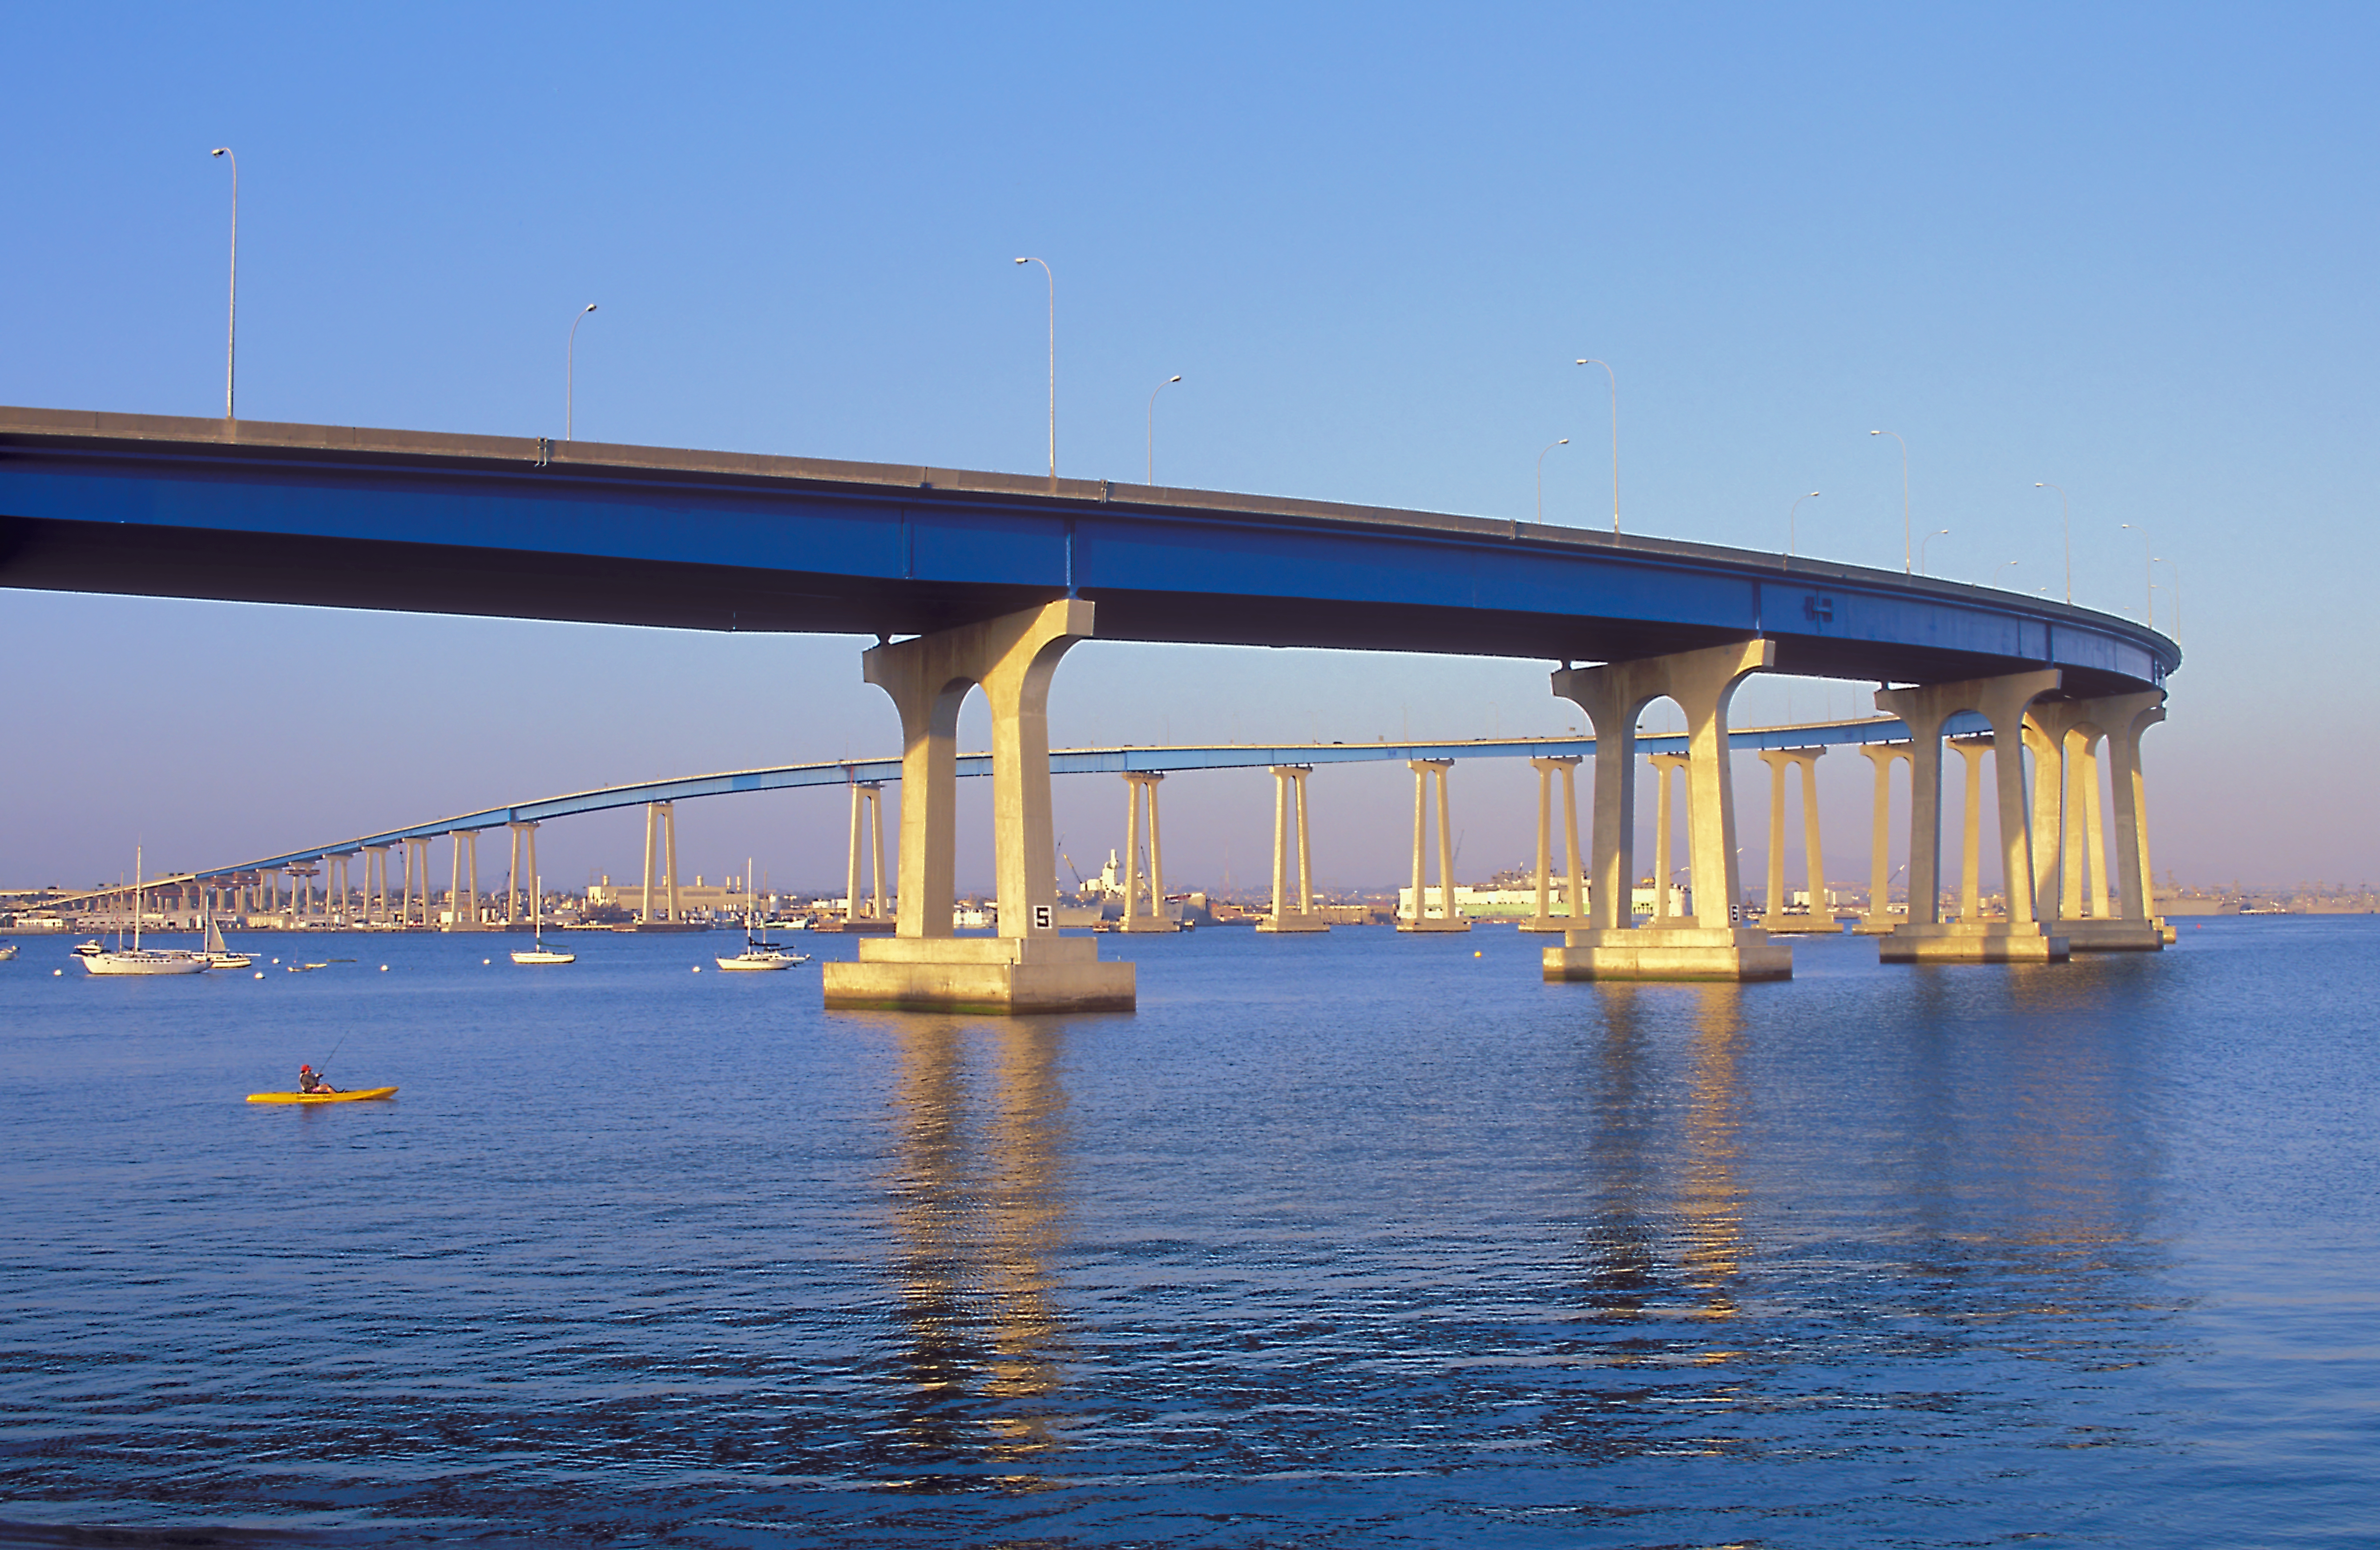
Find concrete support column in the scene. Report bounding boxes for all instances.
[1523,755,1584,932]
[445,839,461,931]
[1400,759,1469,932]
[2035,690,2168,950]
[1874,670,2068,962]
[641,804,659,925]
[1117,773,1176,932]
[2107,696,2167,929]
[1647,752,1690,922]
[2077,734,2111,918]
[1545,639,1788,981]
[2022,719,2067,925]
[1258,765,1327,933]
[1949,737,1993,922]
[506,825,524,925]
[824,600,1133,1013]
[843,783,888,925]
[662,803,679,924]
[1755,748,1830,932]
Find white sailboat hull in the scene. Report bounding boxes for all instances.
[81,950,210,976]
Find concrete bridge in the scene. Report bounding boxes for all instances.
[0,407,2180,1008]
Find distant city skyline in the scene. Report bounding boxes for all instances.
[4,3,2371,887]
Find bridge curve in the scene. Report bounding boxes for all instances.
[0,408,2175,695]
[120,712,1984,888]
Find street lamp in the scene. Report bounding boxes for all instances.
[209,148,237,419]
[2156,556,2182,636]
[1920,527,1950,575]
[1535,438,1570,525]
[1576,358,1618,534]
[1146,374,1181,485]
[2033,482,2071,603]
[2000,559,2022,588]
[2120,523,2154,624]
[565,304,597,441]
[1786,491,1820,558]
[1015,257,1055,483]
[1869,429,1910,572]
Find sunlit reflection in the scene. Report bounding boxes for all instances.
[1582,986,1657,1328]
[1679,983,1749,1329]
[878,1014,1075,1490]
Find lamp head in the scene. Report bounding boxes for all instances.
[1013,257,1029,265]
[1169,374,1182,383]
[1869,429,1880,436]
[582,303,597,314]
[1558,437,1570,444]
[210,147,228,157]
[1809,490,1821,498]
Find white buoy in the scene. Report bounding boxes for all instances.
[52,968,62,976]
[482,958,491,965]
[379,964,389,972]
[254,971,265,979]
[692,965,702,972]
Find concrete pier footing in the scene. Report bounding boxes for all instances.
[1877,921,2069,962]
[819,599,1134,1015]
[1544,926,1793,982]
[2058,918,2166,952]
[1549,638,1790,982]
[823,935,1135,1013]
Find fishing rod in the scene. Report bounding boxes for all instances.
[314,1028,354,1079]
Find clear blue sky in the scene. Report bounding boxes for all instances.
[3,2,2372,894]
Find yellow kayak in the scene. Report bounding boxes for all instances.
[246,1086,399,1105]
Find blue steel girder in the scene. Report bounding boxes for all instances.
[0,408,2177,695]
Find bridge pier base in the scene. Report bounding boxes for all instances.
[1757,747,1836,933]
[1876,672,2070,963]
[1116,773,1178,932]
[1520,755,1584,932]
[823,600,1134,1015]
[1398,759,1469,932]
[2026,691,2170,952]
[1544,640,1791,982]
[1257,765,1329,933]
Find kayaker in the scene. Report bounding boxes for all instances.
[298,1064,337,1094]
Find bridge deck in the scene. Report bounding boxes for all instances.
[0,408,2175,694]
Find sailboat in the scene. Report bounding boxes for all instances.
[715,860,808,971]
[199,912,252,969]
[510,874,575,965]
[81,848,210,977]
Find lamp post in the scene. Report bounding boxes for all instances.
[1015,257,1055,483]
[209,148,237,419]
[2000,559,2022,588]
[565,304,597,441]
[2156,556,2181,636]
[1576,358,1618,534]
[1786,491,1820,558]
[1535,438,1570,525]
[1869,429,1910,572]
[1920,527,1950,575]
[2120,523,2154,624]
[2033,482,2072,602]
[1146,374,1181,484]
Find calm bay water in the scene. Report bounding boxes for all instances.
[1,918,2375,1547]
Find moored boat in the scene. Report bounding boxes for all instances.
[510,873,576,965]
[82,849,210,977]
[200,913,252,969]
